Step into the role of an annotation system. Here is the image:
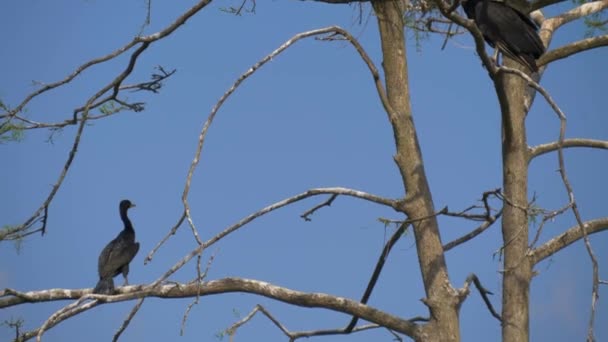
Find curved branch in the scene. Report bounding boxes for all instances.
[146,187,396,284]
[151,24,400,259]
[540,34,608,66]
[530,138,608,159]
[2,278,421,339]
[543,1,608,32]
[530,218,608,265]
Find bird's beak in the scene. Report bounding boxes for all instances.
[130,203,136,208]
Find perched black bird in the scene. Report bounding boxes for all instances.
[93,200,140,295]
[462,0,545,72]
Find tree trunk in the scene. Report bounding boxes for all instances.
[495,61,533,342]
[372,1,460,340]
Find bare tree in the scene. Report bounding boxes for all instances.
[1,1,607,341]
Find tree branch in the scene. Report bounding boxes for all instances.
[540,34,608,66]
[2,278,421,340]
[443,210,502,252]
[530,138,608,159]
[225,304,397,341]
[145,187,396,285]
[457,274,501,322]
[112,298,145,342]
[543,1,608,32]
[300,194,338,221]
[530,218,608,265]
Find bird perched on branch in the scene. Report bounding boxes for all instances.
[93,200,140,295]
[461,0,545,72]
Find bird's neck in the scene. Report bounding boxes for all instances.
[121,211,134,232]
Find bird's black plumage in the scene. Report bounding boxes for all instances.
[93,200,140,295]
[462,0,545,71]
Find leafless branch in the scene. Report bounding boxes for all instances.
[443,210,502,252]
[345,206,450,331]
[531,218,608,265]
[530,138,608,159]
[300,194,338,221]
[2,278,421,340]
[145,211,186,264]
[458,274,501,322]
[225,304,394,341]
[543,1,608,32]
[112,298,145,342]
[443,189,503,251]
[180,252,215,335]
[540,34,608,66]
[528,202,573,249]
[148,187,396,288]
[345,221,410,331]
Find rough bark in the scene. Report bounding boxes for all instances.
[495,61,533,342]
[371,1,460,341]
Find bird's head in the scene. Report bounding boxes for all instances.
[119,199,136,212]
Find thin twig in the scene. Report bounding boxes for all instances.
[225,304,399,341]
[180,251,216,335]
[300,194,338,221]
[346,207,448,331]
[459,274,501,322]
[112,298,145,342]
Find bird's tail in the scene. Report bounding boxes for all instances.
[93,277,115,295]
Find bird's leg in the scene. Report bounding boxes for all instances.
[121,264,130,286]
[491,48,500,67]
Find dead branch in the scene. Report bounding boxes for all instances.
[345,207,448,331]
[346,221,409,331]
[224,304,395,341]
[180,252,215,335]
[539,34,608,66]
[543,1,608,32]
[443,210,502,252]
[2,278,421,340]
[112,298,145,342]
[528,202,573,249]
[458,274,501,322]
[300,194,338,221]
[147,187,396,288]
[530,217,608,265]
[530,138,608,159]
[442,189,503,251]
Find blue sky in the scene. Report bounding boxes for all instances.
[1,1,607,341]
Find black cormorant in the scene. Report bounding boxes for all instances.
[93,199,140,295]
[461,0,545,72]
